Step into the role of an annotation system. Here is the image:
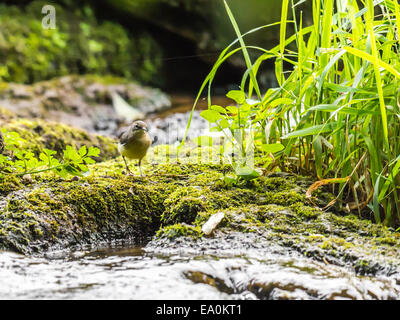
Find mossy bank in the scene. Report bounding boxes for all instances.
[0,143,399,277]
[0,118,119,161]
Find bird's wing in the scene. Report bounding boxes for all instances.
[119,127,131,146]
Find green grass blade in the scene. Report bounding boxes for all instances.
[281,121,343,139]
[278,0,290,85]
[366,0,389,148]
[320,0,334,68]
[223,0,261,99]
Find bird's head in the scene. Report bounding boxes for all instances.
[131,120,148,133]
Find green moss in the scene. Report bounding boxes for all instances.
[208,201,400,273]
[156,223,203,240]
[61,178,167,232]
[374,236,398,246]
[263,191,306,206]
[83,74,131,85]
[318,237,353,250]
[24,187,65,217]
[0,173,170,253]
[289,203,320,219]
[0,175,22,195]
[1,141,400,277]
[0,1,163,85]
[253,176,298,193]
[162,195,207,225]
[1,119,118,160]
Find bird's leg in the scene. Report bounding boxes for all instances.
[123,156,133,175]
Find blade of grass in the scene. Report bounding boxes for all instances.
[223,0,261,99]
[366,0,389,148]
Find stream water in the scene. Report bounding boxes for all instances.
[1,242,399,300]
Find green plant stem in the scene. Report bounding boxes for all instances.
[15,164,67,177]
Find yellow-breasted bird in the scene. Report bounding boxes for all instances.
[118,120,152,176]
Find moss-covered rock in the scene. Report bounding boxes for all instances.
[0,143,400,277]
[156,223,203,240]
[0,150,312,254]
[162,186,208,224]
[0,175,23,196]
[0,177,167,253]
[1,118,118,160]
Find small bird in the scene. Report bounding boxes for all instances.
[118,120,152,176]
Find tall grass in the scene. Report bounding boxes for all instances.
[184,0,400,226]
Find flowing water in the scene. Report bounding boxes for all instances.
[1,241,399,300]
